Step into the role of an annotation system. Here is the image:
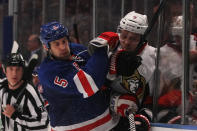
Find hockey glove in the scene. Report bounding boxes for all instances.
[107,49,124,80]
[88,32,119,55]
[110,93,138,117]
[116,51,142,76]
[135,114,150,131]
[23,54,38,82]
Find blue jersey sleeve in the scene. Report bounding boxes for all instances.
[38,44,109,100]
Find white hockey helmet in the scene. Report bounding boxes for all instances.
[119,11,148,35]
[171,16,183,36]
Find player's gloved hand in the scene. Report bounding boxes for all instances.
[88,32,119,55]
[135,114,150,131]
[116,51,142,76]
[110,93,138,117]
[23,54,38,82]
[107,49,124,80]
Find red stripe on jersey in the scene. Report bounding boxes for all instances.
[117,104,129,117]
[52,113,112,131]
[69,113,112,131]
[77,70,94,97]
[119,94,137,103]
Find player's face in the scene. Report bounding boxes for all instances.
[49,37,70,60]
[119,30,141,52]
[5,66,23,89]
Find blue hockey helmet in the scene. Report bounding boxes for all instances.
[3,53,25,69]
[40,21,69,48]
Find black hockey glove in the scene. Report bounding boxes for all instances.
[134,114,150,131]
[116,51,142,76]
[23,54,38,82]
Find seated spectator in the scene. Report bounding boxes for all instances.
[26,34,46,67]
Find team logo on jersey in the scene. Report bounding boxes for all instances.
[72,55,85,62]
[121,70,146,98]
[54,76,68,88]
[53,25,58,30]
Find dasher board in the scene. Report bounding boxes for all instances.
[151,123,197,131]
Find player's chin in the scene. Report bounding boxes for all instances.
[58,54,70,60]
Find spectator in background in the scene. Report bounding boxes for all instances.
[158,15,197,124]
[26,34,46,67]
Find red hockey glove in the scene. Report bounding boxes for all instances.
[107,49,124,80]
[110,93,138,117]
[88,32,119,55]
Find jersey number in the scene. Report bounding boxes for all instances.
[54,76,68,88]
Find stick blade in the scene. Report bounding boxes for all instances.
[11,41,19,53]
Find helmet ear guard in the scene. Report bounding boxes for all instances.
[119,11,148,35]
[40,21,69,48]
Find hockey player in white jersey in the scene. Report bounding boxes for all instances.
[89,11,156,131]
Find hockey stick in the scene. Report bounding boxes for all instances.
[73,23,80,43]
[126,108,136,131]
[11,41,19,53]
[128,113,136,131]
[134,0,168,54]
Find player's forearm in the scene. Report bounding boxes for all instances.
[83,48,109,86]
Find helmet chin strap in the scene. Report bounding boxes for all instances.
[8,79,24,89]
